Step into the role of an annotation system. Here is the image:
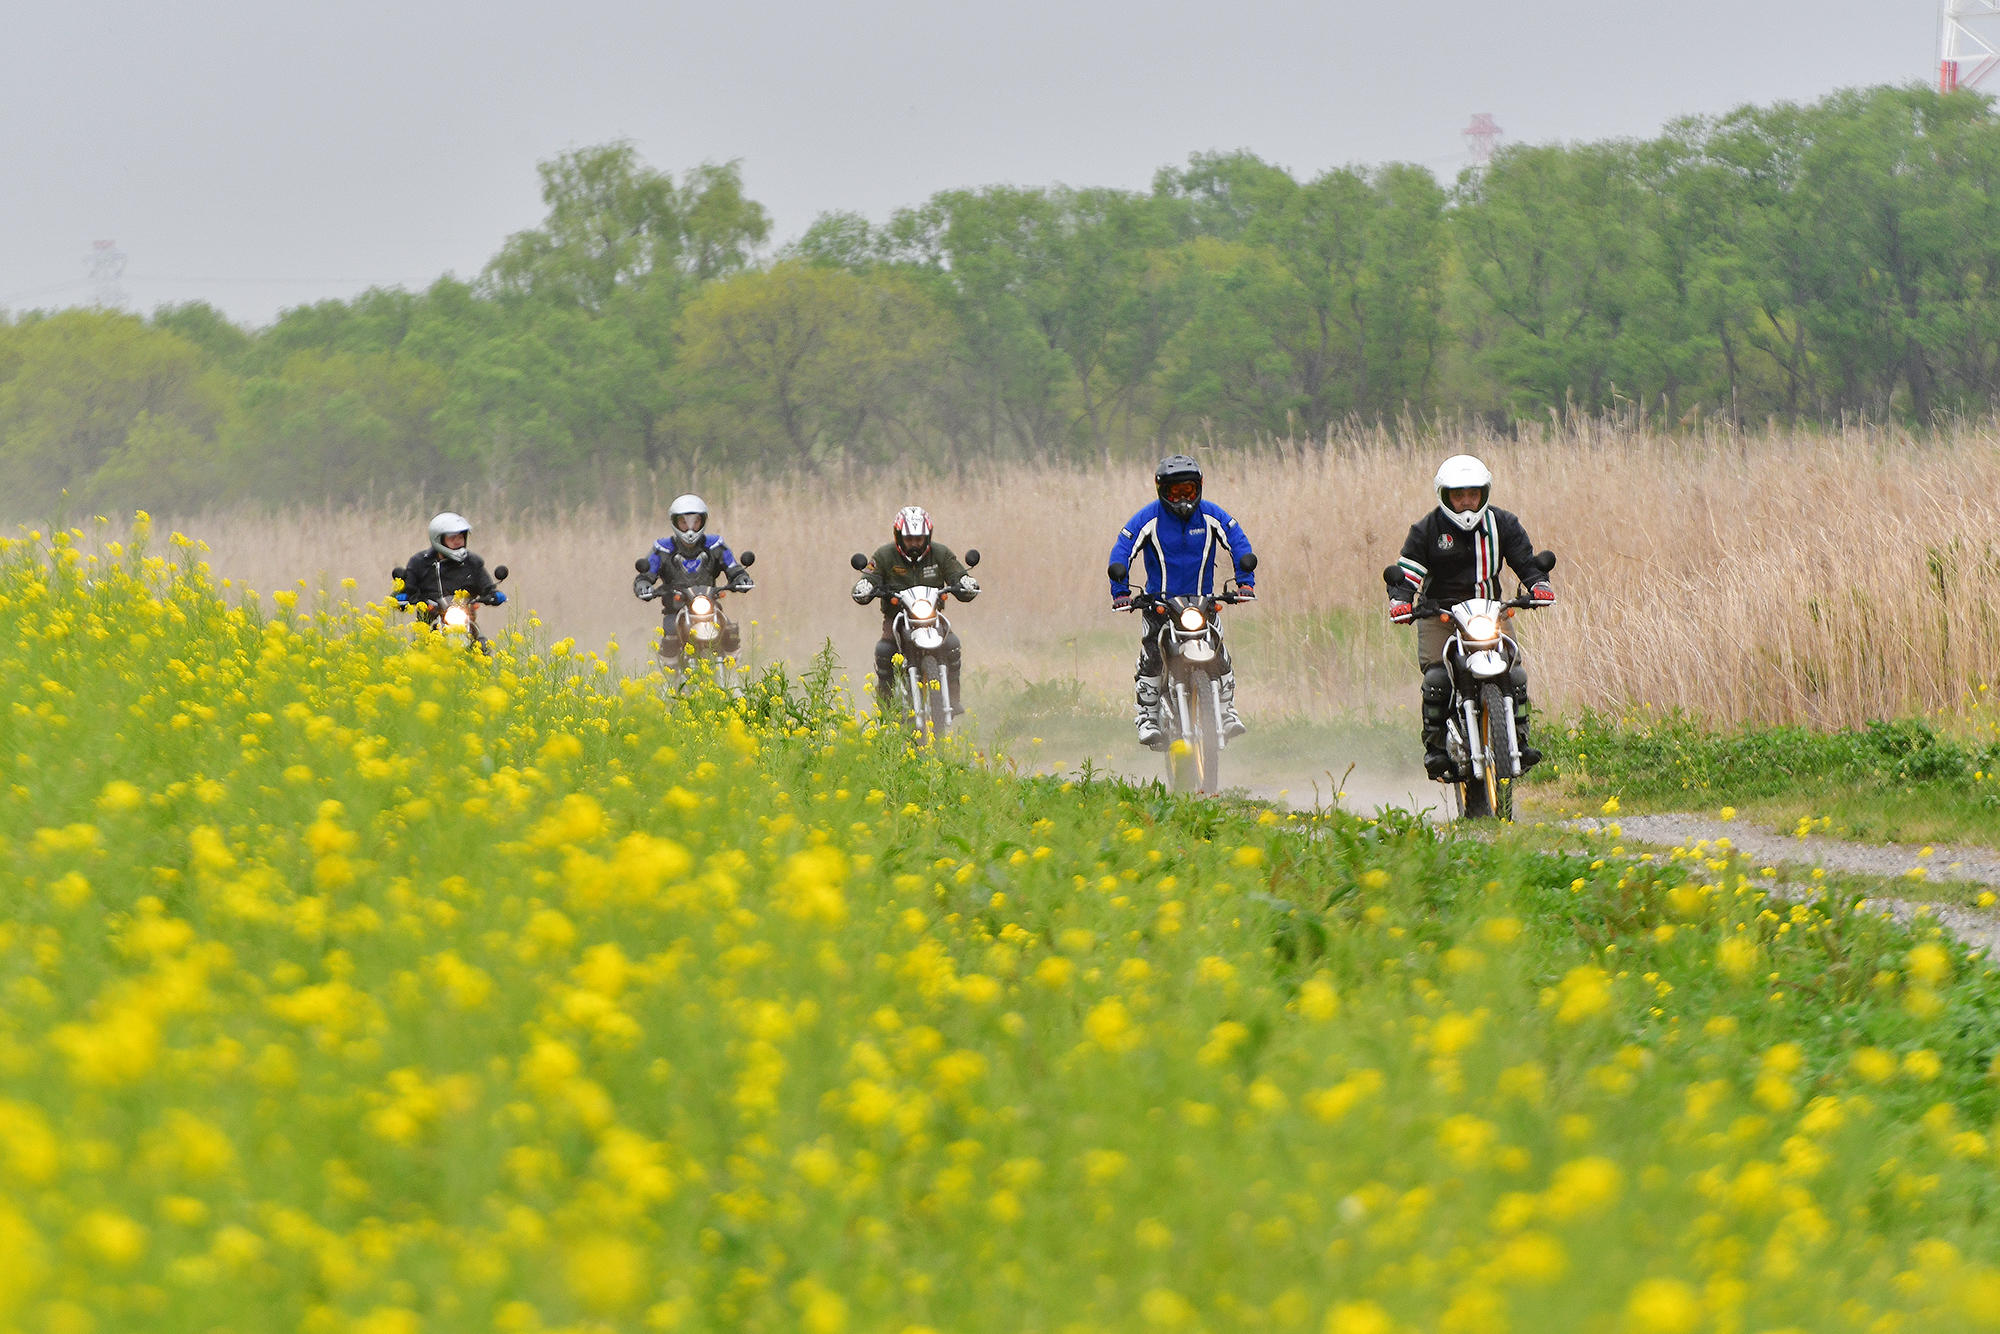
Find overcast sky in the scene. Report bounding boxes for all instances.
[0,0,1947,326]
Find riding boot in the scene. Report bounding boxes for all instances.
[947,660,965,719]
[1514,695,1541,771]
[1421,665,1456,781]
[1218,671,1247,739]
[1134,675,1165,749]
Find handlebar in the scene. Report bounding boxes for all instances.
[1412,592,1543,621]
[1115,587,1254,614]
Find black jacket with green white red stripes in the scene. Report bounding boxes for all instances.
[1389,506,1546,604]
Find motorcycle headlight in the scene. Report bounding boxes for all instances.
[690,595,714,616]
[442,605,471,628]
[908,599,935,621]
[1177,607,1206,632]
[1464,615,1498,642]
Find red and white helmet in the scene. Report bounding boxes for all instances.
[893,506,933,560]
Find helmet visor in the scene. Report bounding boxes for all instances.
[897,534,929,558]
[1161,480,1200,506]
[440,530,467,550]
[673,513,704,533]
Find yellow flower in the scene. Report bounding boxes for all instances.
[1623,1278,1701,1334]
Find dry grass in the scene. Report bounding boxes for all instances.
[169,420,2000,729]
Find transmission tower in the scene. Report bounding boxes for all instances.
[1939,0,2000,90]
[85,239,127,309]
[1463,113,1503,170]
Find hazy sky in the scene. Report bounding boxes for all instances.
[1,0,1944,326]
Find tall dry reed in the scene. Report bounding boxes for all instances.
[170,421,2000,730]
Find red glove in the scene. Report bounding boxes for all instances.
[1111,591,1133,611]
[1530,583,1555,607]
[1389,601,1415,625]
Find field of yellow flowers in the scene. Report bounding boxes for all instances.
[5,522,2000,1334]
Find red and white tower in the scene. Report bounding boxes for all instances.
[1463,113,1503,169]
[1939,0,2000,90]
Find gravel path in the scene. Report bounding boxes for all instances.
[1574,813,2000,955]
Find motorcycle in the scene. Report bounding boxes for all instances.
[392,563,509,653]
[850,549,980,744]
[1109,554,1257,795]
[1391,551,1556,821]
[633,552,756,682]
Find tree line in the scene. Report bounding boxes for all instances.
[4,83,1997,512]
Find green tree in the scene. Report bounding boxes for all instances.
[483,143,770,310]
[0,311,233,513]
[673,262,948,469]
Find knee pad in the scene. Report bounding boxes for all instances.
[1421,665,1451,704]
[1508,663,1527,694]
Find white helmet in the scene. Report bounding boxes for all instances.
[1433,455,1493,533]
[428,512,472,563]
[668,494,708,554]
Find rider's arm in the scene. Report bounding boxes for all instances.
[709,537,743,581]
[1391,522,1430,599]
[934,545,969,588]
[1497,512,1546,591]
[1107,507,1148,594]
[466,555,500,598]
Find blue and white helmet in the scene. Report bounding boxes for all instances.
[669,494,709,554]
[1433,455,1493,534]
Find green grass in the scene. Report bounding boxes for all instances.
[11,528,2000,1331]
[1542,711,2000,848]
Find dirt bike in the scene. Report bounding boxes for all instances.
[850,549,980,744]
[633,551,756,683]
[1396,551,1555,821]
[392,563,509,653]
[1109,555,1257,795]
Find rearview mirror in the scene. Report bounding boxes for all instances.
[493,565,509,583]
[964,549,980,568]
[1381,564,1403,587]
[1534,551,1557,573]
[391,566,406,581]
[1107,562,1129,583]
[635,557,651,573]
[1239,553,1257,573]
[739,551,756,568]
[850,553,869,571]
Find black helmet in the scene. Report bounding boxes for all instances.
[1155,454,1203,519]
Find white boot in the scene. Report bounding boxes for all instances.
[1219,672,1246,739]
[1135,675,1166,749]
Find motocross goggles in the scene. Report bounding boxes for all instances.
[1160,480,1200,506]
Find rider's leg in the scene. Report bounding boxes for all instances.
[719,615,743,657]
[942,632,965,717]
[1214,630,1246,739]
[873,632,898,713]
[1509,660,1541,770]
[1134,615,1166,748]
[1418,618,1456,780]
[659,616,683,671]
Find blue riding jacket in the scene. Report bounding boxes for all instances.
[646,534,743,590]
[1108,500,1257,598]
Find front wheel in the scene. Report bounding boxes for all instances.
[1471,682,1515,821]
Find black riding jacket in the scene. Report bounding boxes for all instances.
[1389,507,1547,605]
[398,551,500,611]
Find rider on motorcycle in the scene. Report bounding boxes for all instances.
[1386,454,1555,781]
[1108,455,1257,749]
[638,494,754,666]
[396,511,507,624]
[852,506,979,715]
